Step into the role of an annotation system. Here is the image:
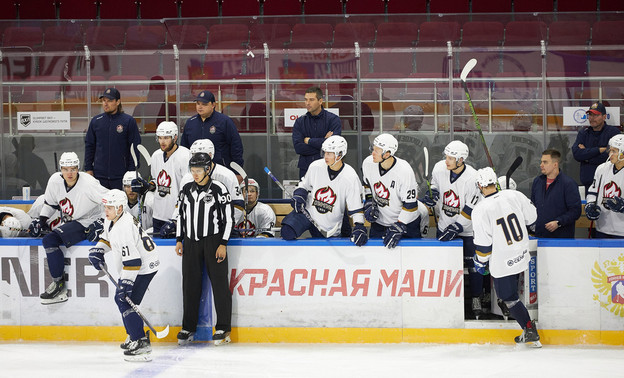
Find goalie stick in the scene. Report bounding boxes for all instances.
[264,166,341,238]
[100,263,170,339]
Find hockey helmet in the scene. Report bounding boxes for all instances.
[476,167,498,188]
[190,138,215,158]
[189,152,212,171]
[156,121,178,138]
[322,135,348,160]
[609,134,624,154]
[122,171,141,186]
[0,216,21,237]
[373,134,398,156]
[102,189,128,210]
[59,152,80,169]
[444,140,469,161]
[246,178,260,194]
[497,176,517,191]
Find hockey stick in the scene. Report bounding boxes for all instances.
[137,144,152,167]
[505,156,523,190]
[130,144,145,226]
[100,264,170,339]
[423,147,438,228]
[54,152,58,172]
[264,167,341,238]
[460,58,495,171]
[230,162,249,237]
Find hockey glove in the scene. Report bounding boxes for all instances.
[421,187,439,208]
[473,255,489,275]
[28,218,44,237]
[159,220,177,239]
[585,202,601,220]
[364,199,379,222]
[88,248,105,270]
[439,222,463,241]
[291,188,308,214]
[85,218,105,242]
[383,222,407,249]
[116,279,134,304]
[131,177,155,195]
[604,196,624,213]
[350,222,369,247]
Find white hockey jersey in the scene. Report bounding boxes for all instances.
[95,211,160,281]
[430,160,480,236]
[586,161,624,237]
[236,201,277,237]
[28,196,62,230]
[299,159,365,233]
[40,173,108,227]
[416,200,430,236]
[177,163,244,224]
[127,191,155,231]
[0,206,31,236]
[362,155,420,227]
[472,190,537,278]
[151,146,191,222]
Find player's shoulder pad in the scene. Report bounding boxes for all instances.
[362,155,375,167]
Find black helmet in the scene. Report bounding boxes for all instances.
[189,152,212,171]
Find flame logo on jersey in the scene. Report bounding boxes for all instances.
[59,198,74,222]
[236,219,256,237]
[602,182,622,204]
[312,186,336,214]
[373,182,390,207]
[442,190,461,217]
[157,170,172,197]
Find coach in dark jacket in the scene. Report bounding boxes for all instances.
[531,149,581,238]
[180,90,244,172]
[84,88,141,190]
[572,102,620,192]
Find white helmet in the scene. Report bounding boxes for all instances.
[190,139,215,158]
[102,189,128,211]
[156,121,178,137]
[609,134,624,153]
[322,135,348,160]
[59,152,80,169]
[476,167,497,188]
[122,171,141,186]
[1,216,21,237]
[497,176,517,190]
[247,178,260,194]
[373,134,398,156]
[444,140,469,161]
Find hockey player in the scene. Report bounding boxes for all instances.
[235,178,277,237]
[175,152,233,346]
[88,189,159,361]
[28,152,108,304]
[280,135,367,246]
[421,140,485,318]
[362,134,422,249]
[28,195,62,231]
[471,167,541,347]
[585,134,624,238]
[123,171,154,231]
[0,206,31,237]
[132,121,191,237]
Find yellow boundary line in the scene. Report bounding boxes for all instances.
[1,326,623,345]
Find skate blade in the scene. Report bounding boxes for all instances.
[177,338,194,346]
[214,336,231,346]
[124,353,152,362]
[529,340,542,348]
[40,294,68,305]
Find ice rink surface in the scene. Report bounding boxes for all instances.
[1,341,623,377]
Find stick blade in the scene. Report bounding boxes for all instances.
[423,146,429,177]
[155,325,170,339]
[130,143,138,170]
[505,156,523,190]
[230,162,248,178]
[460,58,478,82]
[137,145,152,167]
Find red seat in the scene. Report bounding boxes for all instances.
[472,0,511,13]
[99,0,139,19]
[289,23,333,48]
[43,24,83,51]
[208,24,249,49]
[167,24,208,49]
[344,0,385,14]
[263,0,302,15]
[332,22,375,47]
[601,0,624,11]
[513,0,553,12]
[502,21,547,74]
[557,0,597,12]
[14,0,57,19]
[547,21,591,77]
[3,26,43,49]
[370,22,418,76]
[125,25,168,50]
[416,22,461,75]
[588,21,624,74]
[248,23,291,49]
[179,0,219,17]
[430,0,469,13]
[461,22,504,76]
[375,22,419,47]
[386,0,427,13]
[85,25,126,50]
[140,0,179,19]
[302,0,344,14]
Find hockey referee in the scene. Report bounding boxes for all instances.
[174,152,233,346]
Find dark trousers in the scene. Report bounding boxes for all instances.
[96,177,123,190]
[182,235,232,333]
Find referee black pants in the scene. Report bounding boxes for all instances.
[182,235,232,333]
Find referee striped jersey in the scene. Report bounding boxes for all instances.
[176,178,234,244]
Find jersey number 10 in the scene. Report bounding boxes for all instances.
[496,213,523,245]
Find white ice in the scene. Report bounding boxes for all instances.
[1,342,623,377]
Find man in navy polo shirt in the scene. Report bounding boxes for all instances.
[180,90,244,175]
[84,88,141,190]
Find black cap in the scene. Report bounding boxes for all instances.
[99,88,121,100]
[195,90,216,104]
[586,102,606,115]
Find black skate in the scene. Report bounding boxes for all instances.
[497,299,511,319]
[177,329,195,346]
[472,297,483,320]
[40,279,68,305]
[213,330,231,346]
[515,320,542,348]
[124,331,152,362]
[120,335,131,350]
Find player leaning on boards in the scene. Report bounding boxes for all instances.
[28,152,108,305]
[362,134,427,248]
[281,135,368,246]
[421,140,485,318]
[585,134,624,239]
[88,189,160,362]
[472,167,541,347]
[175,152,233,346]
[0,205,31,237]
[122,171,155,232]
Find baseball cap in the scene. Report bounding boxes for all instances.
[99,88,121,100]
[195,90,216,104]
[586,102,606,115]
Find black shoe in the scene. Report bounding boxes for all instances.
[124,332,152,361]
[120,334,131,350]
[515,320,542,348]
[177,329,195,345]
[213,330,231,346]
[40,279,68,305]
